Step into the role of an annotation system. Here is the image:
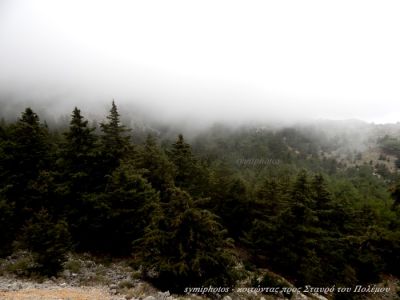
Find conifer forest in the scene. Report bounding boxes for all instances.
[0,101,399,299]
[1,2,400,298]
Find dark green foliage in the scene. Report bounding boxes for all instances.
[0,108,52,224]
[211,177,254,239]
[0,194,15,257]
[70,161,161,254]
[100,100,131,172]
[1,105,399,291]
[274,171,322,283]
[169,134,210,197]
[17,209,71,276]
[378,135,400,157]
[102,163,160,254]
[133,134,175,193]
[57,107,101,246]
[134,187,237,292]
[244,170,399,287]
[60,107,98,184]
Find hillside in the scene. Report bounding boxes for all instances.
[1,104,400,299]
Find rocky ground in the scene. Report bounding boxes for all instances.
[0,253,398,300]
[0,252,182,300]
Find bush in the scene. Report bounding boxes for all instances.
[259,271,293,297]
[1,250,38,277]
[16,209,71,276]
[0,196,15,257]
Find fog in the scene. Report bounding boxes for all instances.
[1,0,400,125]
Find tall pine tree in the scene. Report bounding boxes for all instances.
[133,134,175,194]
[134,187,237,292]
[169,134,209,197]
[100,100,131,173]
[60,107,99,192]
[2,108,52,223]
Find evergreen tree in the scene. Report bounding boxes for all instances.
[285,171,322,284]
[57,108,101,244]
[103,162,161,254]
[5,108,50,182]
[1,108,52,222]
[0,194,15,257]
[0,123,15,256]
[213,177,253,239]
[133,134,175,193]
[257,171,322,284]
[169,134,209,197]
[312,174,338,231]
[255,178,286,217]
[100,100,131,172]
[17,209,71,276]
[243,178,288,266]
[63,108,97,167]
[60,107,100,192]
[134,187,237,292]
[73,161,160,254]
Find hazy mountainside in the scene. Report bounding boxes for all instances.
[1,102,400,299]
[187,120,400,179]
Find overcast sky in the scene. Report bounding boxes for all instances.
[0,0,399,124]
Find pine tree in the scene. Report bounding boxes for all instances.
[312,174,339,232]
[134,187,237,292]
[243,178,288,266]
[255,178,286,217]
[60,107,99,191]
[0,194,15,257]
[63,107,97,164]
[256,171,323,284]
[100,100,131,172]
[214,177,253,239]
[9,108,50,182]
[103,162,161,254]
[0,122,15,256]
[17,209,71,276]
[286,171,321,284]
[1,108,52,223]
[57,108,101,245]
[133,134,175,193]
[169,134,195,188]
[169,134,209,197]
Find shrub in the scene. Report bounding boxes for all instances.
[16,209,71,276]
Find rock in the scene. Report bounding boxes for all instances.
[110,283,118,289]
[111,288,117,294]
[143,296,156,300]
[10,282,22,291]
[157,291,170,300]
[62,270,71,278]
[291,293,308,300]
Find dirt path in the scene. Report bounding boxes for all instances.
[0,286,115,300]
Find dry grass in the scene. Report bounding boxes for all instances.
[0,286,113,300]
